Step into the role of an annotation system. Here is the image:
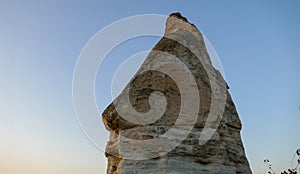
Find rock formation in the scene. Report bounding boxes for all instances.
[102,13,252,174]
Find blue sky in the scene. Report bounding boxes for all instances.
[1,1,300,173]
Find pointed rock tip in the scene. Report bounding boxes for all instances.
[168,12,196,27]
[165,12,202,41]
[169,12,188,22]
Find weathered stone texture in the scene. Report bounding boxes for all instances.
[102,13,252,174]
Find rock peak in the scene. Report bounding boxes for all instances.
[166,12,196,32]
[169,12,189,22]
[164,13,212,66]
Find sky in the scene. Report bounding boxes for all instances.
[1,1,300,174]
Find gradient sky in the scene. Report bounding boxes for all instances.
[1,1,300,174]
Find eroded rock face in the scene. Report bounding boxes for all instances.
[102,13,252,174]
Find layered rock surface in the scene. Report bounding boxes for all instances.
[102,13,252,174]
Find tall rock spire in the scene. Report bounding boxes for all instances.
[102,13,252,174]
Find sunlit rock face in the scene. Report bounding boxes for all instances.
[102,13,252,174]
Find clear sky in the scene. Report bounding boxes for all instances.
[1,1,300,174]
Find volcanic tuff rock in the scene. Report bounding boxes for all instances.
[102,13,252,174]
